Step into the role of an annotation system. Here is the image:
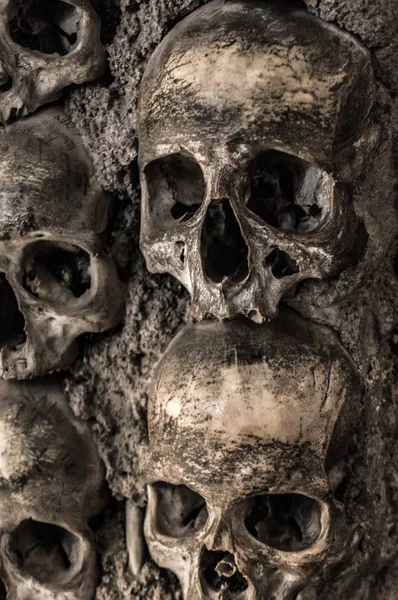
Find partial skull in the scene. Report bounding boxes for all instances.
[145,310,363,599]
[138,0,378,321]
[0,377,106,599]
[0,109,124,379]
[0,0,105,122]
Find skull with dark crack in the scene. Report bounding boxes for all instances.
[138,0,382,322]
[0,108,124,379]
[144,309,363,599]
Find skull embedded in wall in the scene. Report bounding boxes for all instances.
[145,309,363,599]
[0,377,106,599]
[0,0,105,122]
[138,0,379,321]
[0,108,124,379]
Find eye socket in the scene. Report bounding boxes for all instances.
[22,241,92,308]
[9,0,79,56]
[144,153,205,231]
[245,494,323,552]
[246,151,331,234]
[151,482,208,539]
[10,520,82,586]
[0,70,12,93]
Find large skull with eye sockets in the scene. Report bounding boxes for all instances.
[0,108,124,379]
[0,0,105,122]
[145,309,363,599]
[0,377,106,600]
[138,0,380,322]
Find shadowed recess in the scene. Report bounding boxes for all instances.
[0,273,25,348]
[23,241,91,307]
[9,0,79,56]
[247,150,329,234]
[0,67,12,93]
[11,520,81,586]
[152,482,208,539]
[200,549,248,594]
[265,247,300,279]
[201,199,249,284]
[245,493,322,552]
[144,152,205,230]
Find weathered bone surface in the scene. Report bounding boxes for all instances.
[0,377,106,599]
[0,0,105,122]
[0,108,124,379]
[145,309,363,599]
[138,0,380,322]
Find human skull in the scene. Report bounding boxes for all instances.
[0,108,124,379]
[145,309,363,599]
[0,377,106,599]
[0,0,105,122]
[138,0,379,321]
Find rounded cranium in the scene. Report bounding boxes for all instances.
[145,310,363,599]
[0,0,105,122]
[0,108,124,379]
[0,377,106,599]
[138,0,380,322]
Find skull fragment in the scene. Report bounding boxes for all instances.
[0,109,124,379]
[0,377,106,600]
[0,0,105,122]
[138,0,378,321]
[145,309,363,599]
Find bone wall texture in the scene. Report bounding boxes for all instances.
[57,0,398,598]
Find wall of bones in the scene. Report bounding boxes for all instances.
[0,0,397,599]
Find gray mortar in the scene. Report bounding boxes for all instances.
[62,0,398,598]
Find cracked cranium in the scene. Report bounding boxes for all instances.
[138,0,378,321]
[145,309,363,599]
[0,377,106,600]
[0,108,124,379]
[0,0,105,122]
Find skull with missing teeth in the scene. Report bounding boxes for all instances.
[0,378,106,600]
[145,310,363,599]
[0,109,123,379]
[138,0,378,321]
[0,0,105,122]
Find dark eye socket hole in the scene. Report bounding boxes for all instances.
[245,493,322,552]
[246,150,328,234]
[23,241,91,306]
[0,273,26,350]
[151,482,208,539]
[0,71,12,93]
[9,0,79,56]
[279,168,296,202]
[144,153,205,230]
[10,520,81,586]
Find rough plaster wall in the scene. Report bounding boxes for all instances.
[61,0,398,598]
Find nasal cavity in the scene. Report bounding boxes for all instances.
[200,549,248,594]
[0,274,26,349]
[201,199,249,285]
